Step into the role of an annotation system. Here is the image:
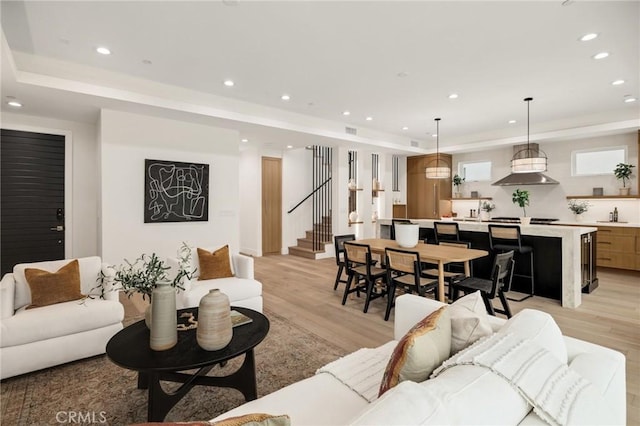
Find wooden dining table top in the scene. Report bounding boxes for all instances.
[356,238,488,263]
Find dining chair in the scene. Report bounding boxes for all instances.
[384,248,439,321]
[433,221,461,244]
[342,242,388,313]
[421,241,471,301]
[333,234,355,291]
[450,250,515,318]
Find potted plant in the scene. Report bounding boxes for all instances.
[511,189,531,225]
[105,243,195,326]
[452,174,465,198]
[479,201,496,221]
[568,200,590,222]
[613,163,635,195]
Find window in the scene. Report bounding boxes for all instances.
[572,146,626,176]
[458,161,492,182]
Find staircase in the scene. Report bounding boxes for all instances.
[288,216,333,259]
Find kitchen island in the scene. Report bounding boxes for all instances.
[378,219,598,308]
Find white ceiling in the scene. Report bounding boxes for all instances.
[1,1,638,153]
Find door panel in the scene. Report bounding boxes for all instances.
[261,157,282,255]
[1,129,65,275]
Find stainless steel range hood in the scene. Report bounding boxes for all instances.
[492,143,559,186]
[492,172,559,186]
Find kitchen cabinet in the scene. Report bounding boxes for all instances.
[406,154,452,219]
[392,204,407,219]
[596,225,640,271]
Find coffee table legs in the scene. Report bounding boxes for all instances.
[140,349,258,421]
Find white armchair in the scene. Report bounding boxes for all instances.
[168,247,262,312]
[0,256,124,379]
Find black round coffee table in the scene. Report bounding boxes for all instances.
[106,307,269,422]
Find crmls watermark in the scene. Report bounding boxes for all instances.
[55,411,107,424]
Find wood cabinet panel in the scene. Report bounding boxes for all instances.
[392,204,407,219]
[406,154,452,219]
[596,226,640,270]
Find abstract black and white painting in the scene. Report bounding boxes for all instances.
[144,159,209,223]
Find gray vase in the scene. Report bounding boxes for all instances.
[149,281,177,351]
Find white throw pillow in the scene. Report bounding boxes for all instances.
[449,291,493,354]
[498,309,567,363]
[349,381,452,425]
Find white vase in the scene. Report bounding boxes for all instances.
[349,211,359,222]
[348,179,356,190]
[479,211,490,221]
[619,187,630,196]
[149,281,177,351]
[197,289,233,351]
[575,214,584,222]
[520,217,531,226]
[395,223,419,248]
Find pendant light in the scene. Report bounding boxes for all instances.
[511,97,548,173]
[425,118,451,179]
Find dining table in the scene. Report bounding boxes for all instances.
[356,238,489,303]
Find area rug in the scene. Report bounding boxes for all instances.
[0,309,347,425]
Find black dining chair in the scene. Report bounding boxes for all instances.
[342,242,388,313]
[421,240,471,301]
[384,248,439,321]
[333,234,355,291]
[450,250,515,318]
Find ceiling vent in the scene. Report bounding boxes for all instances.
[345,126,357,135]
[411,140,419,147]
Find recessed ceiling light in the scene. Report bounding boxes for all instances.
[402,126,409,131]
[96,47,111,55]
[342,111,350,116]
[508,120,517,124]
[579,33,598,42]
[593,52,609,60]
[223,80,235,87]
[624,96,637,103]
[397,71,409,78]
[241,138,248,143]
[286,145,293,149]
[612,80,625,86]
[448,93,459,99]
[281,94,290,101]
[142,59,152,65]
[7,101,22,108]
[365,116,373,121]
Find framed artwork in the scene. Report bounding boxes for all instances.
[144,159,209,223]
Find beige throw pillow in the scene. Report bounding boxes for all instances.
[449,291,493,354]
[198,245,234,280]
[24,259,84,309]
[378,306,451,396]
[212,413,291,426]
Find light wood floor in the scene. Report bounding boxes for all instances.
[254,254,640,424]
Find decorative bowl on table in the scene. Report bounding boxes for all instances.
[395,223,420,248]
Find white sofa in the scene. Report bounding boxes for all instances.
[0,256,124,380]
[169,248,262,312]
[212,294,626,425]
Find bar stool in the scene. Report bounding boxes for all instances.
[433,221,460,243]
[487,224,534,302]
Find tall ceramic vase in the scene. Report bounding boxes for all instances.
[149,281,177,351]
[197,289,233,351]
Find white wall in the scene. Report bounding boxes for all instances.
[452,132,639,222]
[239,145,261,256]
[1,111,99,258]
[99,109,240,265]
[282,148,313,253]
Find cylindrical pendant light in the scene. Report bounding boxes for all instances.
[425,117,451,179]
[511,97,548,173]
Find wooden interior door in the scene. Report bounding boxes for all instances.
[1,129,66,275]
[261,157,282,255]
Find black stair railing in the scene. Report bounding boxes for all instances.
[287,146,333,252]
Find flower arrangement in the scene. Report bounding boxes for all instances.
[568,200,590,215]
[106,242,195,300]
[480,201,496,212]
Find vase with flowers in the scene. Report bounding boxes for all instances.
[568,200,590,222]
[106,243,195,350]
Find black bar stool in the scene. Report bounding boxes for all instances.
[487,224,534,302]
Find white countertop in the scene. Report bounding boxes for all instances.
[553,220,640,228]
[379,219,597,236]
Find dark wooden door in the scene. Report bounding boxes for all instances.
[1,129,66,275]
